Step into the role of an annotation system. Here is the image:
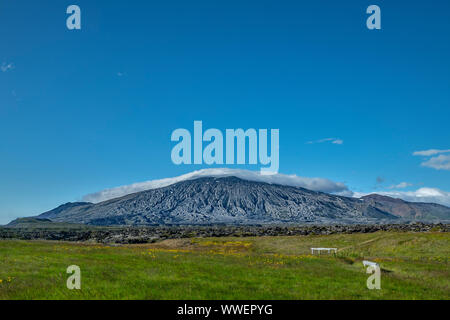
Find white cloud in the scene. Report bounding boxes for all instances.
[83,168,350,203]
[413,149,450,156]
[413,149,450,171]
[358,188,450,207]
[421,155,450,171]
[388,182,413,189]
[307,138,343,145]
[1,62,14,72]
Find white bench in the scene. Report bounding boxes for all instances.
[362,260,379,267]
[311,248,337,254]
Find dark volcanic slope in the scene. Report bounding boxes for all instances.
[36,176,450,226]
[37,176,401,225]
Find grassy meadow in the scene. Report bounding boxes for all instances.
[0,231,448,299]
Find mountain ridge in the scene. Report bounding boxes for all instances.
[31,176,450,226]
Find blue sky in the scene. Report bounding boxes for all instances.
[1,0,449,223]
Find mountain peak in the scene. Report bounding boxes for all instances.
[82,168,350,203]
[32,176,402,226]
[25,175,450,226]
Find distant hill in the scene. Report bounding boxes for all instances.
[7,217,53,227]
[5,217,90,229]
[361,194,450,220]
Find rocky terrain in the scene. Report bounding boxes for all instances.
[30,176,450,226]
[0,220,448,244]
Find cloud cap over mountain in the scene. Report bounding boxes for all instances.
[82,168,350,203]
[81,169,450,209]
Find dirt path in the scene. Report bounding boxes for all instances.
[337,235,389,252]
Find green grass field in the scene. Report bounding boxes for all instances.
[0,231,448,299]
